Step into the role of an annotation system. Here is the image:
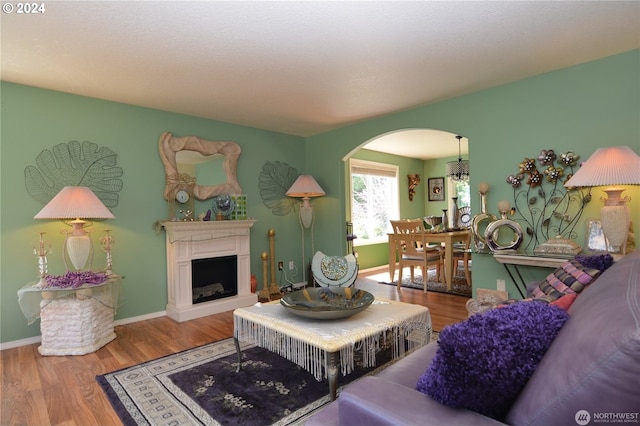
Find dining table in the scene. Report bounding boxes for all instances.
[387,229,472,290]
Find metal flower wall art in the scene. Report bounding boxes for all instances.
[505,149,591,251]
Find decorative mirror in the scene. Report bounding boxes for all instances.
[159,131,242,205]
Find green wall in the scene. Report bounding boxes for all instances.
[2,49,639,344]
[306,49,640,298]
[0,83,306,343]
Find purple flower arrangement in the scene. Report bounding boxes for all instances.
[575,253,614,273]
[43,271,108,289]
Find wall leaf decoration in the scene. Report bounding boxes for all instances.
[24,141,124,208]
[258,161,299,216]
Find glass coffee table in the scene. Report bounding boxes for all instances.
[233,298,431,400]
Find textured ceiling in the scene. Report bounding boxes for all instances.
[1,1,638,158]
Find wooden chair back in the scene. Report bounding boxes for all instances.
[390,219,442,291]
[452,230,472,285]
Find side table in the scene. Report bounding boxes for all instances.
[17,276,124,356]
[493,253,568,298]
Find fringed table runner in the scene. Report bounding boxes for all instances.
[234,299,431,382]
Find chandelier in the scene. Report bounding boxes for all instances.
[446,135,469,182]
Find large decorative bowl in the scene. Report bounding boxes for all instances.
[280,287,374,320]
[424,215,443,229]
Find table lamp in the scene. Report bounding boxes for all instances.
[35,186,115,271]
[564,146,640,255]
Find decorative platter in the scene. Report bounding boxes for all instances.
[280,287,374,320]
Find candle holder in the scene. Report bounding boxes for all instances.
[100,230,115,276]
[33,232,52,287]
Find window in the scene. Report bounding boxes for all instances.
[448,178,471,217]
[349,159,399,245]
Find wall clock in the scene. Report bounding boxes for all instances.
[168,182,195,221]
[458,206,472,227]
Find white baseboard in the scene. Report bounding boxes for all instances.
[0,336,42,351]
[0,310,167,351]
[114,310,166,326]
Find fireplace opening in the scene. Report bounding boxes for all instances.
[191,255,238,304]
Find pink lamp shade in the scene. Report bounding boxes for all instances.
[34,186,114,271]
[564,146,640,188]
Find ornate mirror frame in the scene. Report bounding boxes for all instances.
[159,131,242,201]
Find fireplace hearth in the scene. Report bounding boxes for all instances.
[162,220,257,322]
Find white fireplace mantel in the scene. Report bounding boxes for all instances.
[161,220,257,322]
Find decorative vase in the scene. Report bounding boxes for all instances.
[484,205,524,251]
[442,209,449,230]
[451,197,459,228]
[250,274,257,293]
[471,184,497,251]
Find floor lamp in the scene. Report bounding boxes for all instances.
[564,146,640,257]
[286,175,325,282]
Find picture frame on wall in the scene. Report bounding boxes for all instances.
[428,177,445,201]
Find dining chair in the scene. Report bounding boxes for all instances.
[451,230,472,286]
[390,219,443,292]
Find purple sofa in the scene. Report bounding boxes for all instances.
[306,249,640,426]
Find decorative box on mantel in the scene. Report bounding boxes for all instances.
[161,220,257,322]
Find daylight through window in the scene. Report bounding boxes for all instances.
[349,159,399,245]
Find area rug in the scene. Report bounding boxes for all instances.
[373,267,472,297]
[97,336,426,426]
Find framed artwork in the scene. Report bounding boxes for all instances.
[428,177,445,201]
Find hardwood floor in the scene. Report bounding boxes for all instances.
[1,273,469,426]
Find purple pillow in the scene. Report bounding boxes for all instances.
[416,302,569,420]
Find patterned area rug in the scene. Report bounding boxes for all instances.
[97,336,430,425]
[372,267,472,297]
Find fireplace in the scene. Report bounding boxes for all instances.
[162,220,257,322]
[192,255,237,303]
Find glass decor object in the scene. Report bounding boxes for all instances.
[100,230,115,276]
[230,194,247,220]
[564,146,640,256]
[33,232,52,286]
[212,194,235,220]
[34,186,115,271]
